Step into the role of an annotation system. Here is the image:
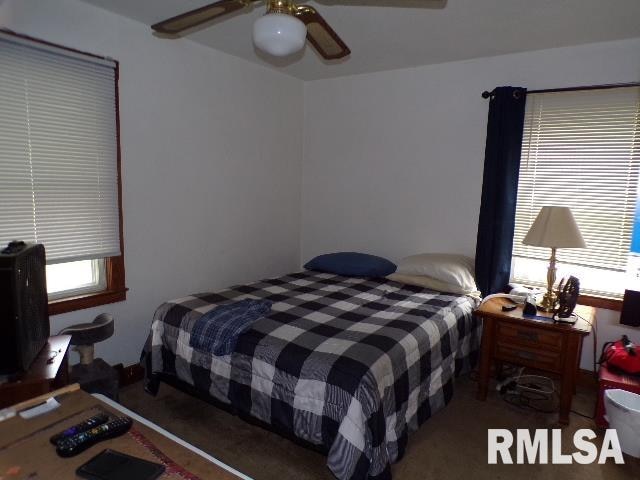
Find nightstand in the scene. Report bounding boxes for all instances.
[475,297,594,424]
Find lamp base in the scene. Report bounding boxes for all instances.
[538,291,557,312]
[537,247,558,313]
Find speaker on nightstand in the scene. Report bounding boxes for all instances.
[620,289,640,327]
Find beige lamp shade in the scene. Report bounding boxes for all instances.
[522,206,586,248]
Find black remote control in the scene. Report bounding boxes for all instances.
[50,413,109,445]
[55,416,133,457]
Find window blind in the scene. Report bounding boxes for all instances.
[0,32,120,264]
[513,87,640,273]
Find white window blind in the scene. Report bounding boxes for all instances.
[0,32,121,264]
[513,86,640,295]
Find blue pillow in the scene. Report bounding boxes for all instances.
[304,252,396,278]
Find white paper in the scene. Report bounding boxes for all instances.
[19,397,61,419]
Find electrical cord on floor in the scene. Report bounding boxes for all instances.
[575,312,599,377]
[504,390,595,419]
[499,369,597,420]
[503,389,558,414]
[500,369,556,412]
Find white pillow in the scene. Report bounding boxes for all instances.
[388,253,478,295]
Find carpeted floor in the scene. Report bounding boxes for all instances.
[119,375,639,479]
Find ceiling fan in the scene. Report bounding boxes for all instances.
[152,0,351,59]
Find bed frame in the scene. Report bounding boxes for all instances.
[144,370,330,456]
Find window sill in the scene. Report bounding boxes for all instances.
[512,278,623,311]
[578,295,622,312]
[48,287,127,316]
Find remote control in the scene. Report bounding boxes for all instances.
[55,416,133,457]
[50,413,109,445]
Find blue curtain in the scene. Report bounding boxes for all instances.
[475,86,527,296]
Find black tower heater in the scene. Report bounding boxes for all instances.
[0,242,50,374]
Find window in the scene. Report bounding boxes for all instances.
[0,31,126,314]
[512,86,640,304]
[47,259,106,300]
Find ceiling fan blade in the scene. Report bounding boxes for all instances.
[294,5,350,60]
[151,0,256,35]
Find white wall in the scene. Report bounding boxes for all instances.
[302,38,640,370]
[0,0,304,365]
[2,0,638,370]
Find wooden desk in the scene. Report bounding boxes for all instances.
[0,386,250,479]
[475,297,594,424]
[0,335,71,408]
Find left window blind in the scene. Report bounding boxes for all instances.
[0,32,120,264]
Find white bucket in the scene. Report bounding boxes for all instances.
[604,389,640,458]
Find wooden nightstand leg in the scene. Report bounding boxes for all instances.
[574,340,585,395]
[559,382,572,425]
[477,317,494,401]
[559,336,581,425]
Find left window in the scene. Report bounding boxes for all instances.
[0,31,126,315]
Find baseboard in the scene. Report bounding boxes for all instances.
[115,363,145,387]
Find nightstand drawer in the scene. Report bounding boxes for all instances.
[495,342,563,373]
[497,323,563,351]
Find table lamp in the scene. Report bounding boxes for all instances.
[522,206,586,312]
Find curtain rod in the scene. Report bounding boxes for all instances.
[0,28,116,68]
[482,81,640,99]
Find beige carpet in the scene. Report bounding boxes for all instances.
[119,376,639,479]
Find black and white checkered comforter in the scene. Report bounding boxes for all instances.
[143,271,481,480]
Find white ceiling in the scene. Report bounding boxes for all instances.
[79,0,640,80]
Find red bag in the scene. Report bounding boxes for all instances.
[600,335,640,375]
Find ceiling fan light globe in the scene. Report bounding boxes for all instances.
[253,13,307,57]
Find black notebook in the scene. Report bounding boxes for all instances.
[76,449,165,480]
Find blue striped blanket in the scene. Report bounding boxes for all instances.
[189,299,272,355]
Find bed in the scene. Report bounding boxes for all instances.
[142,270,481,480]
